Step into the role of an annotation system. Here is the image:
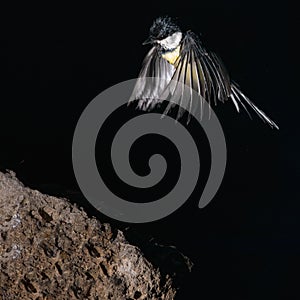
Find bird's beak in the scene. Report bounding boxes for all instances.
[142,37,153,45]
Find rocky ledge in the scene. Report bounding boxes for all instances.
[0,171,178,299]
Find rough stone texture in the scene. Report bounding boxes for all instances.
[0,171,176,299]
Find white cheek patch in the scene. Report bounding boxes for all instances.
[158,32,182,50]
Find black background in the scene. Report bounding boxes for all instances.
[0,1,296,299]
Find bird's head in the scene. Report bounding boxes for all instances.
[143,16,182,50]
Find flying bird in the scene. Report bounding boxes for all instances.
[129,16,279,129]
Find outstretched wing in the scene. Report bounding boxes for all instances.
[163,31,279,129]
[129,46,175,110]
[162,31,231,120]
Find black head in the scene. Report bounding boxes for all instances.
[143,16,181,44]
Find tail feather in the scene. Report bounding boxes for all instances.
[230,82,279,130]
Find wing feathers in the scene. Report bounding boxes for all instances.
[163,32,278,128]
[129,46,175,110]
[129,31,278,129]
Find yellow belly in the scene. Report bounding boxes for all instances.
[162,45,181,65]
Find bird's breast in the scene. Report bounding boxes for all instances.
[162,45,181,65]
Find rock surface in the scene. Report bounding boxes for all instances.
[0,171,176,299]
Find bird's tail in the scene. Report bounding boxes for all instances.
[229,82,279,129]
